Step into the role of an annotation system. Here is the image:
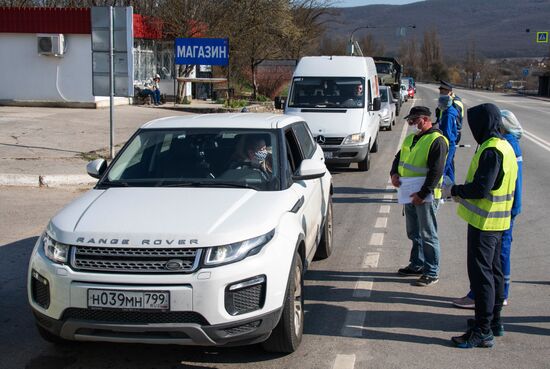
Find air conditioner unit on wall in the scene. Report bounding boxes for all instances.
[37,34,65,57]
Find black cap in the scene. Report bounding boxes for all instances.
[404,106,432,119]
[439,80,453,91]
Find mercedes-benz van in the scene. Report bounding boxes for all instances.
[285,56,381,171]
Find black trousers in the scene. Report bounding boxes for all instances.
[467,224,505,333]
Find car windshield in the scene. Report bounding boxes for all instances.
[99,128,279,191]
[380,88,389,102]
[288,77,365,108]
[375,62,392,74]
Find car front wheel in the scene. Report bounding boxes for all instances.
[262,252,304,353]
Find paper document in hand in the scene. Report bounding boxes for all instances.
[397,177,433,204]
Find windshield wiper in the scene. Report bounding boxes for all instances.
[97,180,130,188]
[160,181,254,189]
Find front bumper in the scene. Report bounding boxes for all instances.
[33,306,281,346]
[28,231,295,345]
[321,143,369,164]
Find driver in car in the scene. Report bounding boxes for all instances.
[230,136,273,178]
[342,83,364,108]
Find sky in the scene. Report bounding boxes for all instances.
[333,0,422,7]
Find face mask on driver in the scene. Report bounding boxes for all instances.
[254,149,268,161]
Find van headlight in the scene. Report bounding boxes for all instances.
[204,230,275,266]
[342,132,366,145]
[43,234,70,264]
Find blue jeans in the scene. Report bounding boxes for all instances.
[468,216,515,300]
[143,89,161,104]
[405,199,441,277]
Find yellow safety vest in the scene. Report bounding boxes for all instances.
[457,137,518,231]
[398,132,448,199]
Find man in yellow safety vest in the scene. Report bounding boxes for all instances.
[450,103,518,349]
[391,106,449,287]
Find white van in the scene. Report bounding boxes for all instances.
[285,56,381,171]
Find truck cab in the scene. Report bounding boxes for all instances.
[285,56,381,171]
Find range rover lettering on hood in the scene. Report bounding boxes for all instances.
[75,237,199,246]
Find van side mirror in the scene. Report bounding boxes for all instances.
[87,159,107,179]
[371,97,381,111]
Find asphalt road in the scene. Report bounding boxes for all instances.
[0,85,549,369]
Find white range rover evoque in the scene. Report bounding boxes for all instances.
[28,113,333,353]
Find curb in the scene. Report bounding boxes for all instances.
[0,173,95,188]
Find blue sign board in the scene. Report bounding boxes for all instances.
[175,38,229,66]
[523,68,529,77]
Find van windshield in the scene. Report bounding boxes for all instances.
[288,77,365,108]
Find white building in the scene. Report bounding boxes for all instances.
[0,7,192,108]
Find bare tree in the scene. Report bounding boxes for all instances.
[357,34,384,56]
[398,37,419,78]
[285,0,334,58]
[464,41,485,88]
[420,28,445,81]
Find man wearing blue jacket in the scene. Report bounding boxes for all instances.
[437,95,460,183]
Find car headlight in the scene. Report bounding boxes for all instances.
[204,230,275,266]
[342,132,366,145]
[43,233,70,264]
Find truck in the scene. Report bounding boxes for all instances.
[284,56,381,171]
[373,57,403,116]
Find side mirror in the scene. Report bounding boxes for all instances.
[86,159,107,179]
[371,97,381,111]
[292,158,326,181]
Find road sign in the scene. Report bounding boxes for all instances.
[175,38,229,66]
[523,68,529,77]
[91,6,134,97]
[537,31,548,43]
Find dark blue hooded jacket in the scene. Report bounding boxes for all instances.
[451,103,507,200]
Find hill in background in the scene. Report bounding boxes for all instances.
[326,0,550,59]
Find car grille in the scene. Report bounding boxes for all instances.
[62,308,209,325]
[70,246,201,273]
[316,137,344,146]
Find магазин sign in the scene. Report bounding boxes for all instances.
[175,38,229,66]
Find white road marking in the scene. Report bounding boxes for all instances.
[523,130,550,152]
[374,217,388,228]
[383,193,393,200]
[353,279,374,298]
[379,205,390,213]
[341,311,367,337]
[369,233,384,246]
[363,252,380,267]
[332,355,356,369]
[385,185,394,190]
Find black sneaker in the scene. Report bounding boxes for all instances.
[397,266,423,276]
[452,328,495,348]
[414,275,439,286]
[467,319,504,337]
